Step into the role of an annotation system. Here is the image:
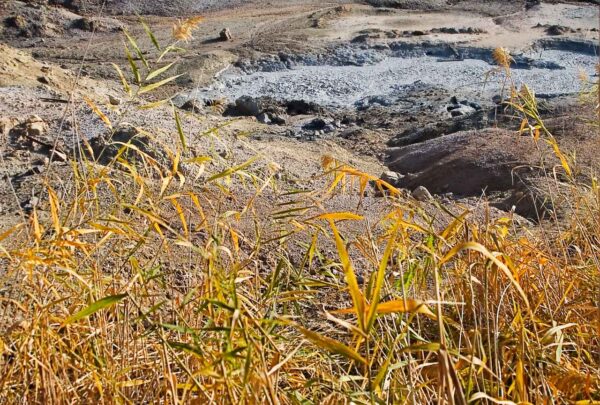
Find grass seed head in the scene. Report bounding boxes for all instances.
[172,16,204,41]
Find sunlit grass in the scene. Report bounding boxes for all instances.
[0,21,598,404]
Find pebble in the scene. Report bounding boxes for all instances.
[412,186,433,201]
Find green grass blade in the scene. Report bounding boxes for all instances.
[174,107,187,151]
[146,62,175,81]
[140,17,161,51]
[63,294,127,325]
[139,74,182,94]
[295,324,367,365]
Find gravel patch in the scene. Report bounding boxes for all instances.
[186,48,597,109]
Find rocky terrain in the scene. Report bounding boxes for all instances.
[0,0,598,224]
[1,1,599,403]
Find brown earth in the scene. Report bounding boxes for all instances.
[0,0,598,231]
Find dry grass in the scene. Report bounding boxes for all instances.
[0,24,598,405]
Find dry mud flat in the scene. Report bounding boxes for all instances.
[186,44,598,108]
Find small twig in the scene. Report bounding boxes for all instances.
[21,134,68,161]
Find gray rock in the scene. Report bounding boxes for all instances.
[450,105,475,117]
[468,101,482,111]
[109,95,122,106]
[25,115,47,137]
[380,171,403,186]
[412,186,433,201]
[219,28,233,41]
[257,112,271,124]
[234,96,260,116]
[302,117,330,131]
[270,114,287,125]
[180,99,203,113]
[492,95,505,104]
[22,196,40,212]
[323,124,336,133]
[27,122,46,137]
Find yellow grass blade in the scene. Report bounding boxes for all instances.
[365,223,398,332]
[328,219,366,331]
[440,241,529,307]
[146,62,175,81]
[315,212,364,221]
[295,324,367,365]
[84,97,112,130]
[111,62,131,96]
[174,108,187,152]
[47,186,61,236]
[333,299,436,318]
[138,74,183,94]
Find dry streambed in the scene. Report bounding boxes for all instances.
[183,40,599,110]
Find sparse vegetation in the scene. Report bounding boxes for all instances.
[0,16,598,405]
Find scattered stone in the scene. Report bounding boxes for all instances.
[219,28,233,41]
[37,76,50,85]
[26,115,44,124]
[85,125,170,170]
[233,96,260,116]
[412,186,433,201]
[270,114,287,125]
[380,170,403,186]
[468,101,482,111]
[323,124,336,133]
[71,17,95,32]
[22,196,40,212]
[546,25,572,36]
[180,99,203,113]
[351,34,372,43]
[108,95,121,106]
[285,99,322,115]
[450,105,475,117]
[526,0,541,9]
[26,115,47,137]
[440,27,459,34]
[302,117,336,132]
[447,97,477,117]
[355,95,395,110]
[5,15,27,30]
[257,112,271,124]
[27,121,47,137]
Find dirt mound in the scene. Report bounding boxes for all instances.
[1,1,123,38]
[387,128,544,196]
[0,43,112,99]
[386,121,600,220]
